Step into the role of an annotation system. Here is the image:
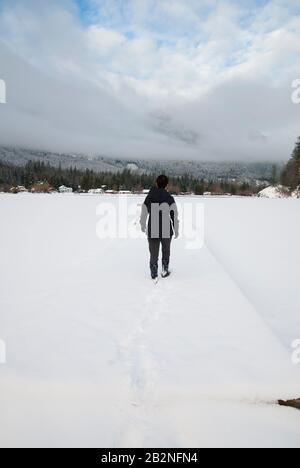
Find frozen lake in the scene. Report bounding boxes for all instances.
[0,193,300,448]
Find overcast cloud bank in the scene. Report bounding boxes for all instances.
[0,0,299,161]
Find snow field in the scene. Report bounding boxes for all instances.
[0,194,299,448]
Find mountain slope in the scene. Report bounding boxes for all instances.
[0,145,282,182]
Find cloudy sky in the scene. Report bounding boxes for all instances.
[0,0,299,161]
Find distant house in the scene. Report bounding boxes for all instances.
[119,190,132,195]
[59,185,73,193]
[31,182,52,194]
[203,192,212,196]
[10,186,28,194]
[88,188,104,195]
[105,190,117,195]
[18,186,28,193]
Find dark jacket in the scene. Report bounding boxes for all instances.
[140,187,179,239]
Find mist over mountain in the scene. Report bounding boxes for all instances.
[0,146,281,183]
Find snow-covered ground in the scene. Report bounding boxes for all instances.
[258,185,289,199]
[0,193,300,448]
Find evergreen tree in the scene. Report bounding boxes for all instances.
[281,137,300,189]
[292,137,300,161]
[272,164,278,185]
[0,158,266,195]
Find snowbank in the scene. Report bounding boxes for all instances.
[291,187,300,199]
[258,185,290,199]
[204,197,300,348]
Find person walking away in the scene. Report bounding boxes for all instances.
[140,175,179,282]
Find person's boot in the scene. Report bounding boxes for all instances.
[162,263,171,278]
[150,262,158,280]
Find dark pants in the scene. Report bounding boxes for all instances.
[148,238,172,278]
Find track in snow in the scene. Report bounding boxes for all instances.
[113,237,300,447]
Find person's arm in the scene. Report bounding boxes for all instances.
[170,198,179,238]
[140,196,150,233]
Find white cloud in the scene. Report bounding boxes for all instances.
[87,26,126,56]
[0,0,299,161]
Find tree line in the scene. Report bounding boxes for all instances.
[281,136,300,190]
[0,159,268,196]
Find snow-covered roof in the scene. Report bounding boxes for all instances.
[88,188,104,194]
[59,185,73,193]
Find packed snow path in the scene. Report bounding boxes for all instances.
[0,194,300,448]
